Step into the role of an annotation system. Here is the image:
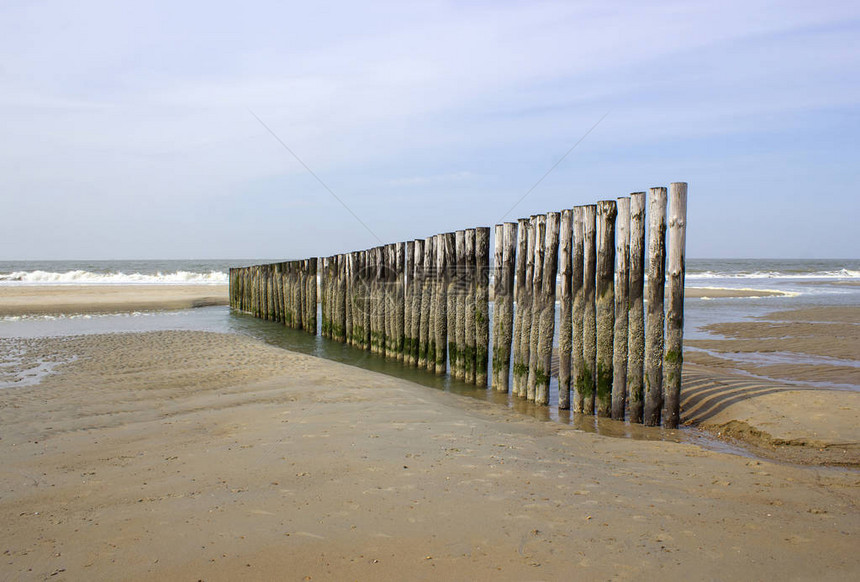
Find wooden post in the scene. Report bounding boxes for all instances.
[434,233,448,374]
[309,257,318,335]
[385,243,396,357]
[535,212,560,406]
[272,265,279,322]
[361,250,371,349]
[345,255,354,343]
[557,209,573,409]
[527,214,546,401]
[395,242,406,362]
[293,261,304,329]
[453,230,466,380]
[404,241,415,363]
[511,218,529,396]
[419,237,433,369]
[499,221,517,392]
[612,198,630,419]
[644,187,667,426]
[664,182,688,429]
[475,226,490,386]
[425,236,437,371]
[289,262,296,328]
[464,229,477,384]
[596,200,617,417]
[580,205,597,415]
[492,225,504,389]
[628,193,646,423]
[339,255,348,340]
[347,252,357,344]
[370,249,380,353]
[377,247,387,353]
[411,240,423,366]
[514,217,536,398]
[319,259,327,336]
[326,258,335,336]
[445,232,457,376]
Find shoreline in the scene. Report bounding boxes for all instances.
[0,330,856,580]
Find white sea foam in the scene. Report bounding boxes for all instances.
[687,269,860,280]
[0,270,228,286]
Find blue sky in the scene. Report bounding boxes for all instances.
[2,0,858,259]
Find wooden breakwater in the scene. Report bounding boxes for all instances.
[229,182,687,427]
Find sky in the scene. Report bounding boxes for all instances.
[1,0,858,260]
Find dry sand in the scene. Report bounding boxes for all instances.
[1,330,857,581]
[0,285,228,317]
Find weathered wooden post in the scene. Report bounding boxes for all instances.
[338,255,348,340]
[404,241,415,362]
[464,229,477,383]
[535,212,560,406]
[445,232,457,375]
[612,198,630,419]
[475,226,490,386]
[664,182,688,429]
[514,217,536,398]
[492,225,504,389]
[453,230,466,380]
[410,240,424,366]
[361,250,371,349]
[499,221,518,392]
[384,243,395,357]
[291,262,300,329]
[269,265,278,322]
[644,187,667,426]
[580,205,597,414]
[628,193,646,423]
[425,236,437,371]
[345,255,354,343]
[369,249,380,353]
[558,209,573,409]
[434,233,449,374]
[309,257,318,335]
[419,236,434,369]
[527,214,546,401]
[286,262,293,326]
[395,242,406,362]
[377,247,387,353]
[319,259,327,335]
[511,218,529,396]
[596,200,617,417]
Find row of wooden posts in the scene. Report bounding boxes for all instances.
[229,182,687,428]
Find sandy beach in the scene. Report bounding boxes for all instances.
[0,285,228,317]
[1,285,858,579]
[1,329,857,581]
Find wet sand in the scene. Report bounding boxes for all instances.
[0,285,228,317]
[684,305,859,465]
[1,330,857,581]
